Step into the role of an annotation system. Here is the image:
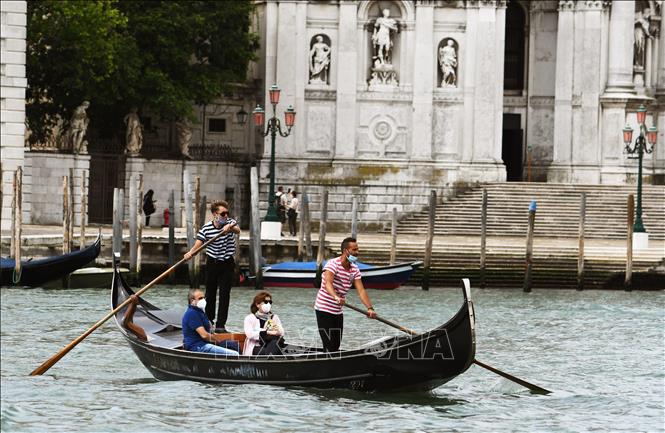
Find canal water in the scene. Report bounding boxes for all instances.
[1,285,663,432]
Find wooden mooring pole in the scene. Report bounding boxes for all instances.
[183,170,195,287]
[129,175,138,278]
[480,187,488,289]
[625,194,634,292]
[389,207,397,265]
[112,188,121,255]
[422,190,436,291]
[249,166,262,289]
[168,189,175,284]
[297,189,305,261]
[136,174,144,279]
[63,176,71,254]
[523,200,536,293]
[12,168,22,283]
[303,192,313,261]
[577,192,586,291]
[193,177,201,287]
[315,190,329,286]
[68,168,74,249]
[351,196,358,239]
[79,171,87,250]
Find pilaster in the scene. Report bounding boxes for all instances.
[334,2,358,159]
[274,1,298,157]
[605,0,636,94]
[411,3,435,160]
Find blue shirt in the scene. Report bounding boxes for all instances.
[182,305,210,350]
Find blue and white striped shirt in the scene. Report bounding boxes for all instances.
[196,219,237,261]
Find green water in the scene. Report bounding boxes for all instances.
[1,285,664,432]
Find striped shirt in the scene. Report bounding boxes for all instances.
[196,219,237,261]
[314,257,361,315]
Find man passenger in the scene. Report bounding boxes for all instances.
[182,288,240,355]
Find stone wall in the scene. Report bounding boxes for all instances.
[0,0,27,230]
[123,158,249,228]
[24,152,90,225]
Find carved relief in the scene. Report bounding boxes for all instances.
[309,34,331,85]
[306,104,334,152]
[433,104,459,158]
[438,38,458,88]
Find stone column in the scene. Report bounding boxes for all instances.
[0,0,27,230]
[549,1,575,182]
[293,2,308,158]
[334,1,358,159]
[411,3,434,160]
[605,0,635,93]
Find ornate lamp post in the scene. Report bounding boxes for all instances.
[623,104,656,234]
[252,84,296,222]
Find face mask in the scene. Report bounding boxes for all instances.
[215,216,227,226]
[196,298,207,310]
[260,302,272,313]
[347,254,358,263]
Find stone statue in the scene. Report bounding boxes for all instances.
[372,9,398,66]
[175,119,192,159]
[124,107,143,156]
[439,39,458,88]
[67,101,90,153]
[634,5,654,69]
[309,35,331,84]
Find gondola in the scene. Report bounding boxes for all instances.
[259,260,423,289]
[112,255,475,391]
[1,235,102,287]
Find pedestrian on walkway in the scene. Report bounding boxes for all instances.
[287,191,299,236]
[142,189,156,226]
[183,200,240,332]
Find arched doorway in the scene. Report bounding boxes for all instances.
[502,0,527,181]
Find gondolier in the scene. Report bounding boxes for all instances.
[184,200,240,332]
[315,237,377,352]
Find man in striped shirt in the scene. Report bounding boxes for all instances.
[184,200,240,333]
[314,237,377,352]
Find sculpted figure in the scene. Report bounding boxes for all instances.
[309,35,331,84]
[634,7,653,69]
[372,9,398,66]
[439,40,458,87]
[124,107,143,156]
[68,101,90,153]
[175,119,193,159]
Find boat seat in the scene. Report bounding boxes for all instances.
[145,308,185,329]
[146,332,184,350]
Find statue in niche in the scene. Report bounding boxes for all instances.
[368,8,399,89]
[634,2,655,69]
[438,39,458,88]
[124,107,143,156]
[66,101,90,154]
[372,8,398,66]
[309,35,331,84]
[175,119,192,159]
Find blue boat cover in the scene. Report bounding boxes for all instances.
[267,260,373,271]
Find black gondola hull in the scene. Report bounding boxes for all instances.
[1,235,101,287]
[112,257,475,392]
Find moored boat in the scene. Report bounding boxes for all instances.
[1,235,102,287]
[112,256,475,391]
[260,260,423,289]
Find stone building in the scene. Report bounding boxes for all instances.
[2,0,664,230]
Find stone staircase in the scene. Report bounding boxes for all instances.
[390,182,665,240]
[360,183,665,289]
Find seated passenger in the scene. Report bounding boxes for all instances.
[243,291,285,356]
[182,288,240,355]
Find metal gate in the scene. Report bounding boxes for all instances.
[88,153,126,224]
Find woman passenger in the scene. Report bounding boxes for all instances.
[243,291,285,356]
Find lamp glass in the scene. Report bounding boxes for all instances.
[236,108,248,125]
[622,124,633,145]
[252,105,265,126]
[647,126,658,145]
[269,84,281,105]
[636,105,647,125]
[284,106,296,127]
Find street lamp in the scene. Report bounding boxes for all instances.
[623,104,656,234]
[252,84,296,223]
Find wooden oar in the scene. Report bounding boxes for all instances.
[29,227,231,376]
[344,302,551,395]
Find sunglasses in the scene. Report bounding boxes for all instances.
[262,300,273,304]
[218,211,229,217]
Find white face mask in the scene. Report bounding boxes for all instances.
[260,302,272,313]
[196,298,207,311]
